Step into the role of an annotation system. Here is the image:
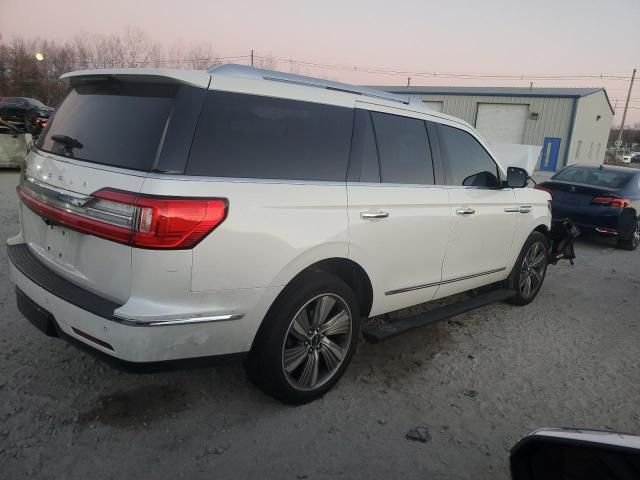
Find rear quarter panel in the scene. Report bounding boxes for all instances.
[139,176,349,292]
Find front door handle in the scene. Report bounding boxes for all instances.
[360,211,389,220]
[504,206,532,214]
[456,207,476,215]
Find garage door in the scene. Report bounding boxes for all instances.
[475,103,529,144]
[423,101,444,112]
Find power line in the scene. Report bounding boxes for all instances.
[252,54,635,81]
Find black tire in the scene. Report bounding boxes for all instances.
[245,271,360,405]
[508,232,549,306]
[617,217,640,251]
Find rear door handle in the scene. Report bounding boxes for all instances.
[456,207,475,215]
[360,211,389,219]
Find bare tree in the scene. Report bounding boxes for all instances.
[255,54,276,70]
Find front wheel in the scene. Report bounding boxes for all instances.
[508,232,549,306]
[246,272,360,405]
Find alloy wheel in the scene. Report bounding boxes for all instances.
[519,242,547,299]
[281,294,352,391]
[633,220,640,248]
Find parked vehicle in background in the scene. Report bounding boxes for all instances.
[0,97,53,137]
[0,119,33,168]
[629,152,640,163]
[8,65,566,404]
[622,152,640,163]
[536,164,640,250]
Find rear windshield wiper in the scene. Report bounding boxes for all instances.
[51,134,83,150]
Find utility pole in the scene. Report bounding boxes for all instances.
[251,50,254,67]
[616,68,636,156]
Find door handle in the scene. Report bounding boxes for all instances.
[456,207,475,215]
[360,211,389,219]
[504,206,532,214]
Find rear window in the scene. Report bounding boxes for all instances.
[553,167,632,189]
[186,91,353,181]
[37,82,177,171]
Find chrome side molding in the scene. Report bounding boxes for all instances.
[112,313,245,327]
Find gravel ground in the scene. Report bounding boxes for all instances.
[1,169,639,479]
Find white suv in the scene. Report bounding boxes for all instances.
[8,65,553,404]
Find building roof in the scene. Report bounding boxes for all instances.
[374,86,614,114]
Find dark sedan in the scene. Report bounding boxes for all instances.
[0,97,53,136]
[536,164,640,250]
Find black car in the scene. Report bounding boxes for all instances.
[0,97,53,136]
[536,164,640,250]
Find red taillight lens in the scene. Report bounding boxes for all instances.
[534,184,553,197]
[591,196,630,208]
[93,189,227,249]
[18,184,227,249]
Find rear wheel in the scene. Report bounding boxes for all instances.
[617,218,640,251]
[508,232,549,306]
[246,272,360,404]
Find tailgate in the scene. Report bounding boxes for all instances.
[18,149,146,303]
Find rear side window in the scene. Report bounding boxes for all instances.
[37,82,178,171]
[186,91,353,181]
[371,112,434,185]
[438,124,500,187]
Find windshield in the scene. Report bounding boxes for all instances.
[552,166,632,189]
[36,82,177,171]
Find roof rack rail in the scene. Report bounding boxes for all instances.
[208,64,409,105]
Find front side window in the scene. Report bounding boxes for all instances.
[370,112,434,185]
[186,91,353,181]
[437,124,500,188]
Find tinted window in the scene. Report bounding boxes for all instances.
[371,112,434,184]
[552,166,632,189]
[438,124,499,187]
[37,82,177,171]
[187,91,353,181]
[348,109,380,182]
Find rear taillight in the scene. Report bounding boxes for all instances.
[534,184,553,197]
[17,183,227,249]
[591,196,630,208]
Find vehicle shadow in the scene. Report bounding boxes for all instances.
[69,316,457,429]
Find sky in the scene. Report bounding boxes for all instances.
[2,0,639,125]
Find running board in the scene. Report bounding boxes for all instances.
[361,288,516,343]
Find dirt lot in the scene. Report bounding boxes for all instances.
[1,170,639,479]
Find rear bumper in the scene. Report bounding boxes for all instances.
[551,207,636,239]
[8,243,277,364]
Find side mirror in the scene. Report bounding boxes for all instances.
[462,171,500,188]
[506,166,529,188]
[511,428,640,480]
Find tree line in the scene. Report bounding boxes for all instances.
[0,27,275,107]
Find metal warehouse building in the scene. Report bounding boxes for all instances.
[378,86,614,172]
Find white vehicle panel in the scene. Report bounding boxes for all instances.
[139,176,349,291]
[18,150,147,302]
[347,183,451,316]
[436,187,517,298]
